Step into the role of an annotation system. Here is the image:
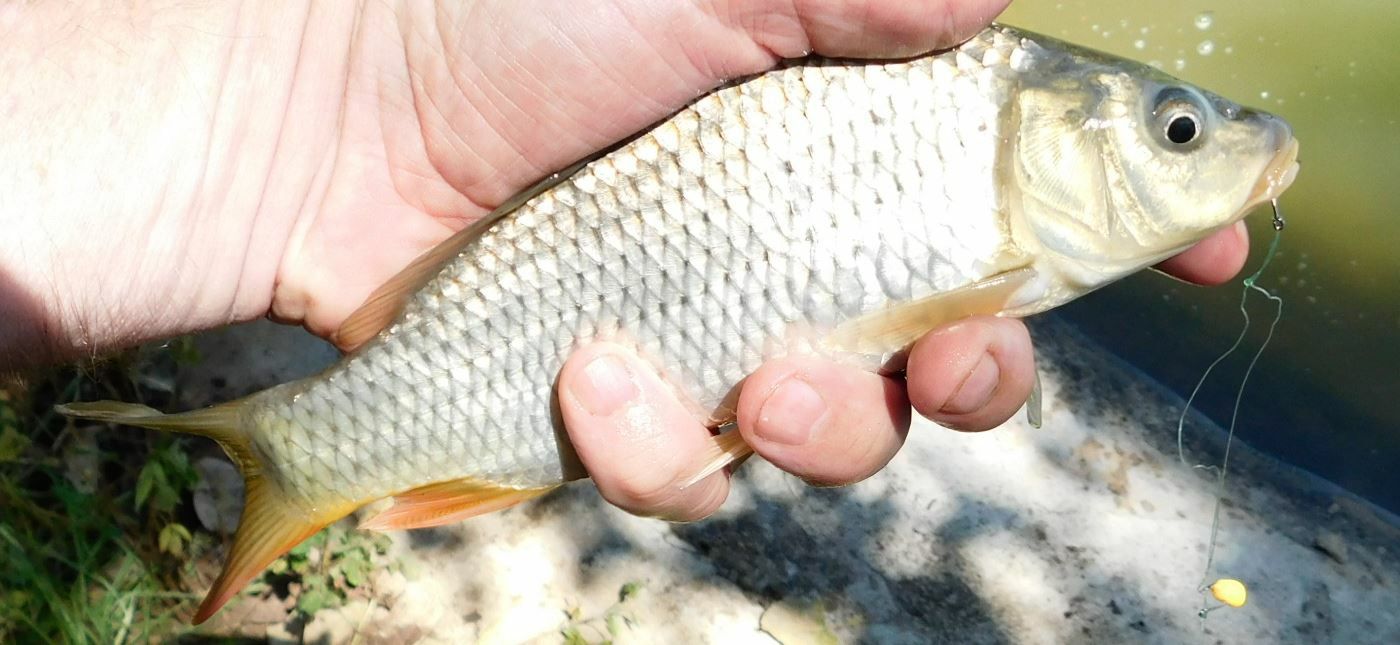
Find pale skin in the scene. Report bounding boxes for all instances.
[0,0,1247,521]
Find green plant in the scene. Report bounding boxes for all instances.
[265,523,395,617]
[0,412,198,641]
[134,438,199,563]
[0,343,207,642]
[558,581,644,645]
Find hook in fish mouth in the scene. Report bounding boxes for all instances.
[1240,136,1300,218]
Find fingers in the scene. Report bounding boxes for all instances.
[559,341,915,519]
[905,316,1036,432]
[1156,221,1251,286]
[560,315,1038,520]
[558,342,729,522]
[734,357,911,486]
[770,0,1014,58]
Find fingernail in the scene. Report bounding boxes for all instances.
[941,353,999,415]
[572,354,638,417]
[755,377,828,446]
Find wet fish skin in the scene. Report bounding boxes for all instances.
[57,24,1299,623]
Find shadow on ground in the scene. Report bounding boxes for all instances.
[169,317,1400,643]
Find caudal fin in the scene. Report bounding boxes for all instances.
[57,401,354,624]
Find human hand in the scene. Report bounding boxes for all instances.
[0,0,1014,363]
[556,223,1248,521]
[0,1,1248,519]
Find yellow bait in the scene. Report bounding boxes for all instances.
[1210,578,1248,608]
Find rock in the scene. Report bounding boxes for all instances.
[303,601,369,644]
[193,456,243,535]
[61,428,100,494]
[760,600,838,645]
[369,569,409,611]
[174,317,1400,644]
[1314,530,1349,564]
[264,616,304,644]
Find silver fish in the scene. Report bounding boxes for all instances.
[58,25,1299,622]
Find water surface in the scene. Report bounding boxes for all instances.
[1001,1,1400,511]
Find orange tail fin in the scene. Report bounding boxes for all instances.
[56,401,355,624]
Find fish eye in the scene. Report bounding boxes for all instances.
[1166,113,1200,144]
[1151,87,1209,151]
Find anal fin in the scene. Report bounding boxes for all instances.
[359,478,556,531]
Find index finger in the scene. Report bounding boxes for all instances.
[1155,221,1250,285]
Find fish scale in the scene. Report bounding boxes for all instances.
[58,24,1299,623]
[262,45,1010,505]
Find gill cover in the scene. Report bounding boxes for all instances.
[1008,53,1295,287]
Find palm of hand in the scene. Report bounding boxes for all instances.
[264,0,1010,345]
[248,0,1245,519]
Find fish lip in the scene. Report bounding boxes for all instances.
[1238,135,1301,217]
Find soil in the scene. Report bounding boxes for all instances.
[174,316,1400,644]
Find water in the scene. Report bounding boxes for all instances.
[1001,1,1400,511]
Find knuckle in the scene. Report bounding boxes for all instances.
[599,469,680,514]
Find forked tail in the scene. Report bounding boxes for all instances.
[55,401,355,624]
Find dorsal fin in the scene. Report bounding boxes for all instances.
[358,478,556,531]
[332,159,593,352]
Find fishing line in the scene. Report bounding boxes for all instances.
[1174,200,1286,623]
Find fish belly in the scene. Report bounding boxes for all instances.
[255,29,1029,506]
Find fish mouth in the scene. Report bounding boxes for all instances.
[1238,133,1301,217]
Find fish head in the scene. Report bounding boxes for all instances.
[1007,59,1300,290]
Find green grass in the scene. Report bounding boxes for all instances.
[263,524,395,618]
[0,338,404,641]
[0,346,204,642]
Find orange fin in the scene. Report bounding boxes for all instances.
[359,478,556,531]
[679,429,753,490]
[56,400,258,472]
[332,224,477,352]
[196,478,352,624]
[821,267,1038,356]
[333,159,594,352]
[57,399,355,625]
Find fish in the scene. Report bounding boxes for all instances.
[57,24,1300,623]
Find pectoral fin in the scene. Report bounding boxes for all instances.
[1026,364,1044,429]
[359,478,556,531]
[822,267,1038,355]
[679,428,753,490]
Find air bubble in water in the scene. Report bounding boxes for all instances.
[1134,39,1147,50]
[1195,12,1214,30]
[1197,40,1215,56]
[1174,59,1187,71]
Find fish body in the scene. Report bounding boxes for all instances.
[58,25,1299,622]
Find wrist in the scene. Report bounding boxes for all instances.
[0,2,354,366]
